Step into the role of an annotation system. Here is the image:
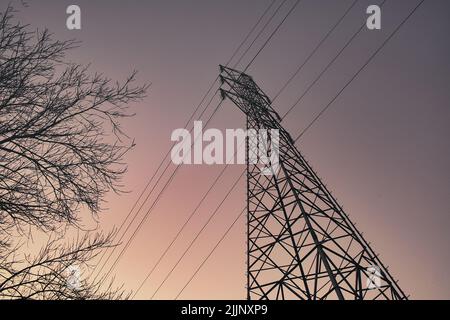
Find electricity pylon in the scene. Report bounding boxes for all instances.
[219,65,407,300]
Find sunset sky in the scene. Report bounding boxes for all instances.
[12,0,450,299]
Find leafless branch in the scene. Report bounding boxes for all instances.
[0,5,148,299]
[0,6,148,231]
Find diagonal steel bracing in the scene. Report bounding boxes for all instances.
[219,65,406,300]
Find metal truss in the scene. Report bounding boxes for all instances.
[219,65,407,300]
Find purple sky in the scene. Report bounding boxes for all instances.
[11,0,450,299]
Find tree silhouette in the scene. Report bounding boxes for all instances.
[0,232,129,299]
[0,6,148,299]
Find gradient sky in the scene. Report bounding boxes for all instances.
[11,0,450,299]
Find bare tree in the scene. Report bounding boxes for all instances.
[0,6,148,299]
[0,232,130,299]
[0,6,148,231]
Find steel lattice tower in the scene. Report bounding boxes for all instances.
[219,65,407,300]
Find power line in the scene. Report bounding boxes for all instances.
[281,0,388,120]
[99,0,302,288]
[173,0,425,299]
[272,0,359,102]
[175,207,246,299]
[142,0,346,297]
[134,0,357,298]
[91,87,219,281]
[244,0,302,72]
[293,0,425,143]
[99,99,224,284]
[92,0,279,281]
[131,159,235,298]
[132,132,251,298]
[132,0,305,298]
[150,171,246,299]
[226,0,278,67]
[234,0,289,68]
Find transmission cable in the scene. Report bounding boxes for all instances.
[272,0,359,102]
[234,0,289,68]
[93,0,285,283]
[244,0,302,72]
[92,0,278,280]
[139,0,304,298]
[173,0,425,299]
[131,0,357,298]
[280,0,387,120]
[98,98,224,284]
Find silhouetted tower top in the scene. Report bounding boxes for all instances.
[219,65,406,300]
